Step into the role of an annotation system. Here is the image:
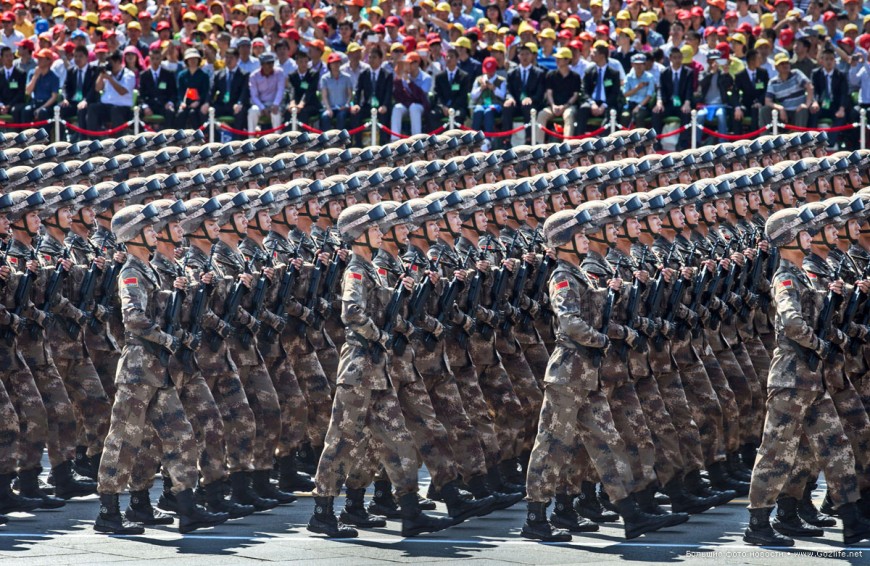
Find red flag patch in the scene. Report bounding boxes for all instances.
[43,254,52,262]
[555,280,569,293]
[377,268,387,276]
[8,256,17,264]
[350,272,363,280]
[123,277,139,286]
[411,264,419,271]
[807,272,817,279]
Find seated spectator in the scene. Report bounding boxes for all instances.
[698,50,736,138]
[734,48,770,132]
[431,48,471,128]
[319,52,354,131]
[206,47,249,139]
[236,37,260,74]
[391,52,431,140]
[470,56,506,148]
[622,53,655,128]
[810,47,849,147]
[248,51,286,133]
[536,47,582,139]
[577,43,622,134]
[652,47,696,150]
[341,42,369,90]
[176,48,210,129]
[287,50,321,127]
[0,45,26,124]
[60,45,98,140]
[351,46,392,144]
[139,42,177,130]
[502,43,545,145]
[762,52,813,129]
[85,49,135,135]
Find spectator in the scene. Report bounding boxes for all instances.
[431,47,471,128]
[122,45,143,85]
[340,41,369,89]
[176,48,210,129]
[248,51,285,133]
[453,36,481,78]
[86,49,135,134]
[810,47,849,147]
[287,50,321,127]
[275,38,298,77]
[60,44,97,139]
[502,42,545,144]
[470,56,505,146]
[577,43,621,134]
[236,37,260,74]
[319,52,353,130]
[622,53,655,128]
[207,47,249,137]
[652,47,696,150]
[13,37,33,76]
[139,42,177,130]
[0,45,25,124]
[351,45,392,144]
[734,48,771,133]
[0,12,23,53]
[698,50,735,139]
[536,47,582,139]
[391,52,431,140]
[613,28,638,73]
[792,37,818,78]
[762,52,813,128]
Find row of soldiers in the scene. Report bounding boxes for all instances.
[0,128,866,542]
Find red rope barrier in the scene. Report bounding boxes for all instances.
[539,124,608,140]
[458,124,527,138]
[378,123,447,138]
[699,125,770,140]
[782,123,857,133]
[0,119,51,129]
[656,125,688,139]
[219,121,288,136]
[64,120,131,137]
[299,123,323,134]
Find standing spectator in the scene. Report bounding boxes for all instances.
[60,44,97,139]
[536,47,582,139]
[139,42,177,130]
[86,49,135,133]
[762,52,813,128]
[734,48,770,133]
[502,43,544,145]
[287,50,321,128]
[248,51,285,133]
[431,47,470,128]
[453,36,481,79]
[176,48,210,129]
[13,37,33,75]
[698,50,735,138]
[351,46,392,144]
[275,39,298,78]
[577,43,621,134]
[470,56,505,146]
[341,42,369,90]
[319,52,353,131]
[0,12,23,53]
[810,47,849,147]
[391,52,431,140]
[652,47,696,150]
[0,45,25,124]
[792,37,818,79]
[622,53,655,128]
[207,47,249,137]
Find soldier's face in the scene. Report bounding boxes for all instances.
[636,178,649,192]
[57,206,73,229]
[823,224,839,247]
[203,218,220,240]
[447,211,462,234]
[473,210,488,232]
[734,194,748,217]
[594,155,606,164]
[647,215,662,234]
[716,163,728,175]
[605,223,618,243]
[232,212,248,234]
[79,205,95,226]
[680,171,693,183]
[256,210,272,232]
[169,221,184,245]
[794,179,809,198]
[833,175,847,195]
[328,201,343,220]
[715,199,729,219]
[367,191,382,204]
[779,186,795,206]
[391,187,403,201]
[425,220,440,241]
[512,201,528,222]
[748,191,761,211]
[620,181,633,196]
[684,204,699,225]
[625,217,642,239]
[367,225,383,247]
[702,202,717,223]
[533,197,547,219]
[762,186,776,207]
[669,208,685,229]
[550,194,567,212]
[26,211,40,234]
[815,178,829,196]
[307,199,322,218]
[426,180,438,193]
[848,219,861,242]
[580,186,598,203]
[546,162,557,173]
[493,205,508,226]
[573,232,589,254]
[0,213,8,235]
[798,230,812,250]
[444,179,457,191]
[143,224,158,248]
[406,184,420,198]
[393,223,410,243]
[346,195,357,206]
[850,169,862,188]
[605,184,619,198]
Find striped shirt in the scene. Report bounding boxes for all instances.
[765,70,810,111]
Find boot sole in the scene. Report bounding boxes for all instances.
[521,528,572,542]
[55,489,97,500]
[743,530,795,546]
[178,517,229,534]
[844,533,870,545]
[0,501,44,513]
[671,502,714,515]
[306,521,359,538]
[772,520,824,537]
[800,515,838,527]
[94,523,145,535]
[125,511,174,526]
[624,518,680,540]
[550,516,600,532]
[401,519,455,537]
[339,512,387,528]
[574,506,619,523]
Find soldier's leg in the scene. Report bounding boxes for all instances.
[855,374,870,416]
[716,347,753,447]
[520,338,550,386]
[207,370,256,474]
[453,361,501,469]
[314,384,373,497]
[607,381,658,493]
[702,347,742,454]
[744,335,771,391]
[315,346,340,392]
[802,392,861,509]
[267,356,308,461]
[732,342,765,445]
[30,363,77,467]
[679,360,726,467]
[526,383,581,504]
[179,374,226,487]
[56,357,111,458]
[778,434,817,501]
[633,375,683,487]
[293,350,333,452]
[501,350,544,457]
[3,367,48,472]
[655,370,705,473]
[828,381,870,494]
[478,361,526,462]
[238,364,282,472]
[147,387,199,494]
[396,378,458,490]
[127,428,162,492]
[0,379,20,475]
[92,351,120,402]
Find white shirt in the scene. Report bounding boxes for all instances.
[1,29,24,54]
[100,67,136,106]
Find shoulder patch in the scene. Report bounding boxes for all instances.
[123,277,139,287]
[377,267,387,276]
[777,279,792,290]
[349,272,363,280]
[7,256,16,264]
[587,273,599,279]
[554,280,570,292]
[43,254,52,263]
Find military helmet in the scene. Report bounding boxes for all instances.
[803,200,842,234]
[457,186,495,221]
[409,196,445,228]
[0,190,45,222]
[378,200,416,232]
[766,207,816,247]
[181,196,223,234]
[605,194,645,223]
[214,191,253,226]
[245,188,280,216]
[337,203,388,243]
[91,181,132,214]
[112,202,162,243]
[824,196,865,228]
[427,190,465,211]
[37,186,78,218]
[576,199,623,231]
[543,208,593,248]
[150,199,189,232]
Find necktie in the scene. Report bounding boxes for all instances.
[674,71,680,88]
[372,70,378,85]
[77,69,83,90]
[153,70,158,84]
[449,71,454,83]
[227,70,232,92]
[596,67,605,102]
[826,72,832,98]
[521,68,527,86]
[749,71,754,84]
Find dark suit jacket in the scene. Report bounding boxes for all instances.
[354,66,393,110]
[733,66,769,110]
[0,65,26,106]
[209,66,250,109]
[432,68,471,113]
[505,65,545,109]
[139,66,178,112]
[698,69,736,107]
[660,65,695,111]
[581,64,622,109]
[810,67,849,112]
[288,68,321,111]
[62,63,99,105]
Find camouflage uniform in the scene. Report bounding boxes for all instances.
[514,223,551,385]
[85,224,123,401]
[310,224,343,390]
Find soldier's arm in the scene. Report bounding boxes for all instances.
[118,269,174,348]
[774,275,823,351]
[341,268,381,342]
[550,274,608,349]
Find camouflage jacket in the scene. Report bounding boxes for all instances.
[607,245,653,379]
[184,243,237,374]
[213,239,266,367]
[39,233,90,360]
[373,248,420,384]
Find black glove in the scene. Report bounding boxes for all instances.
[656,318,673,338]
[635,316,657,337]
[625,328,643,351]
[92,304,113,323]
[271,315,287,333]
[816,339,832,360]
[166,335,181,354]
[216,320,235,338]
[181,330,202,351]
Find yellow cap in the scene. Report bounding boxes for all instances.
[730,32,746,45]
[232,4,247,14]
[844,23,859,34]
[774,52,790,66]
[517,21,536,36]
[196,21,212,33]
[617,10,630,20]
[80,12,98,25]
[346,42,362,53]
[127,21,141,31]
[555,47,573,59]
[259,11,274,23]
[524,42,539,54]
[787,9,802,19]
[590,0,603,6]
[452,36,472,50]
[120,4,138,16]
[538,28,557,40]
[680,44,695,63]
[563,19,579,29]
[477,17,490,28]
[593,40,610,49]
[449,22,465,33]
[619,28,635,41]
[183,12,198,22]
[51,7,64,18]
[368,6,382,16]
[864,14,870,25]
[69,0,83,10]
[754,38,771,48]
[760,13,774,29]
[484,24,498,33]
[490,41,506,52]
[64,10,77,20]
[210,14,225,28]
[38,0,57,6]
[421,0,435,8]
[498,26,509,35]
[435,2,450,11]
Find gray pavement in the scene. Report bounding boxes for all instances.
[1,469,868,566]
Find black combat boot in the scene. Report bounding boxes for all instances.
[662,477,717,515]
[125,490,174,525]
[0,514,6,524]
[685,469,736,505]
[0,472,42,514]
[573,481,619,523]
[426,482,445,503]
[486,466,525,495]
[499,458,524,486]
[94,493,145,535]
[798,482,837,526]
[175,488,229,534]
[339,487,387,528]
[308,496,358,538]
[202,481,254,519]
[820,489,840,518]
[367,480,402,518]
[17,468,65,509]
[634,485,689,527]
[615,494,683,540]
[740,443,757,470]
[229,471,278,511]
[840,502,870,545]
[772,496,823,537]
[74,446,99,480]
[277,456,315,493]
[417,493,437,510]
[707,461,750,496]
[442,480,495,522]
[296,442,317,475]
[52,460,97,500]
[157,474,178,513]
[398,492,455,537]
[251,470,296,505]
[726,452,752,482]
[550,493,599,532]
[467,474,524,510]
[858,489,870,519]
[521,501,572,542]
[743,507,795,546]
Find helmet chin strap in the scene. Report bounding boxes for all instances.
[197,224,217,244]
[127,233,155,253]
[44,210,62,231]
[272,207,295,228]
[221,214,247,239]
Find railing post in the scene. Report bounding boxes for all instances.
[690,109,698,150]
[448,108,456,130]
[861,108,866,150]
[772,110,779,136]
[530,109,538,145]
[53,105,61,142]
[291,106,299,132]
[609,108,617,134]
[371,107,378,145]
[208,106,215,143]
[133,106,140,135]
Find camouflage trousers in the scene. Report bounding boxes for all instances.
[238,362,281,471]
[634,374,684,487]
[97,382,198,495]
[91,349,120,403]
[1,366,48,472]
[526,382,633,504]
[744,335,771,390]
[54,356,111,458]
[655,370,704,473]
[517,329,550,385]
[677,359,727,466]
[0,379,19,474]
[30,362,77,467]
[855,372,870,416]
[450,356,502,469]
[714,346,754,447]
[314,384,418,498]
[732,341,765,445]
[700,344,742,454]
[129,372,227,490]
[748,387,859,509]
[601,379,657,493]
[265,355,308,458]
[500,348,544,455]
[288,339,333,450]
[475,359,526,462]
[203,368,256,474]
[316,346,340,393]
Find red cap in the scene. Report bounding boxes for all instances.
[426,32,440,42]
[12,3,24,10]
[35,47,54,59]
[676,9,690,20]
[1,12,14,22]
[403,36,417,50]
[316,21,328,31]
[822,11,836,22]
[737,22,753,34]
[569,39,583,49]
[691,6,704,17]
[94,41,108,53]
[558,29,573,40]
[149,40,163,51]
[385,15,400,27]
[860,34,870,51]
[517,2,530,12]
[596,24,609,35]
[15,38,33,50]
[62,41,75,53]
[306,39,325,50]
[704,27,717,38]
[404,51,421,63]
[99,11,113,21]
[774,0,793,6]
[578,31,594,42]
[156,21,170,31]
[752,25,762,37]
[839,37,856,48]
[400,6,412,15]
[779,28,794,45]
[327,52,341,64]
[103,30,116,39]
[139,11,152,19]
[716,42,731,58]
[482,56,497,74]
[725,10,737,20]
[283,28,300,41]
[716,26,728,36]
[372,24,385,33]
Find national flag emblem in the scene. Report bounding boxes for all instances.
[555,280,569,292]
[411,264,418,271]
[350,272,362,280]
[185,87,200,101]
[782,280,792,286]
[123,277,139,286]
[377,268,387,276]
[807,272,817,279]
[8,256,16,264]
[43,254,52,262]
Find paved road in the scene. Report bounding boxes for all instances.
[1,470,868,566]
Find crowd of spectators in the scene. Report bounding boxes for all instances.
[0,0,868,150]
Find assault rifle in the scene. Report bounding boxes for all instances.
[808,255,847,371]
[179,244,215,372]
